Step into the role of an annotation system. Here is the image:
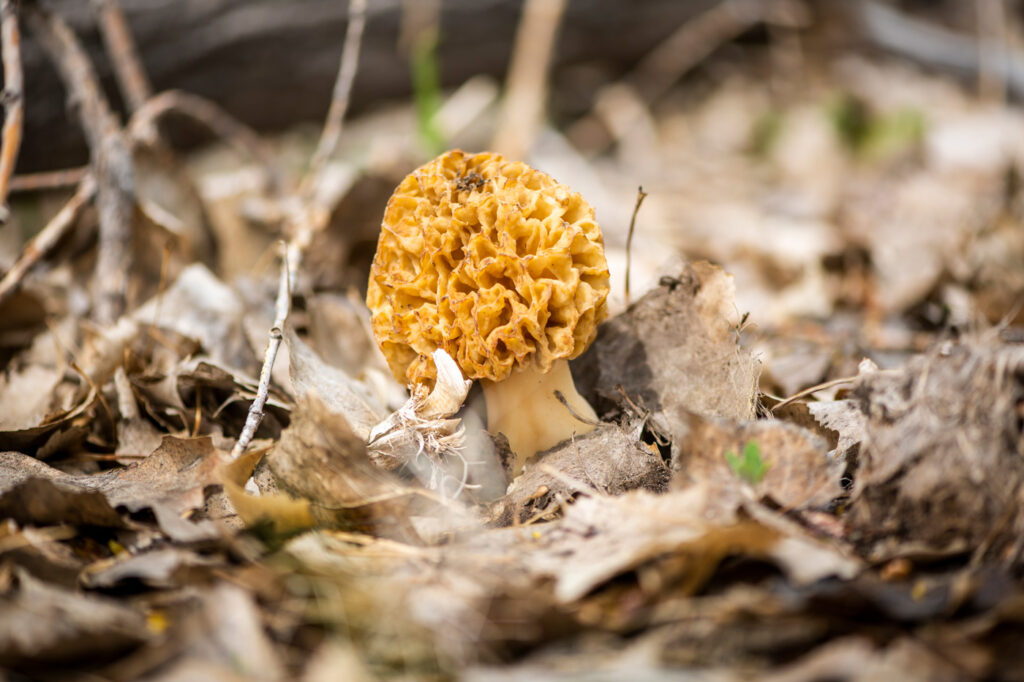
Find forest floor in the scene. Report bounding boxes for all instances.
[1,1,1024,680]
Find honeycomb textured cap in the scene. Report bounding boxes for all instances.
[367,150,610,388]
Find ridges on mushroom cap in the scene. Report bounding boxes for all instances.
[367,150,610,390]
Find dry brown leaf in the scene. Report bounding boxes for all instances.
[0,363,96,455]
[0,436,223,541]
[490,423,670,526]
[285,328,385,440]
[846,337,1024,558]
[523,489,857,604]
[269,393,426,542]
[81,546,220,590]
[140,583,284,682]
[0,568,149,669]
[673,411,845,511]
[131,264,255,373]
[576,261,760,461]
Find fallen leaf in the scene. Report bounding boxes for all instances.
[575,262,761,464]
[0,436,223,541]
[285,328,385,440]
[268,393,426,541]
[673,411,844,512]
[0,568,149,669]
[489,422,670,526]
[845,337,1024,557]
[81,546,220,590]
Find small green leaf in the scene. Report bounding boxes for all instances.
[725,440,768,485]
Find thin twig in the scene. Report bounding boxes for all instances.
[624,185,647,308]
[303,0,367,189]
[230,0,367,462]
[0,175,96,306]
[491,0,568,160]
[128,89,280,193]
[92,0,151,114]
[770,375,858,413]
[9,165,88,193]
[283,0,368,290]
[230,242,292,460]
[0,0,24,222]
[25,4,134,324]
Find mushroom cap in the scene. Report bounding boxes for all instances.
[367,150,610,389]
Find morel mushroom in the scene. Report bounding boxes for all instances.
[367,150,610,471]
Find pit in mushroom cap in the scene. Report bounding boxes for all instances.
[367,150,610,467]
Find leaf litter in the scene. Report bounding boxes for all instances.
[2,3,1024,680]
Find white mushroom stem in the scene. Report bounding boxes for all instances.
[482,358,598,472]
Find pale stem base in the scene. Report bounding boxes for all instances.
[482,358,598,474]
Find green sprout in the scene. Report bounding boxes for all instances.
[725,440,768,485]
[749,110,784,158]
[827,93,925,160]
[410,29,446,157]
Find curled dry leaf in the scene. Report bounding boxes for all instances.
[0,367,96,454]
[489,422,670,526]
[268,393,428,542]
[0,453,125,528]
[575,261,760,458]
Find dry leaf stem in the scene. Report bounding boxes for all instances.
[8,165,87,193]
[624,185,648,308]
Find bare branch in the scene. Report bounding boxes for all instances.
[303,0,367,191]
[128,89,281,193]
[9,165,87,193]
[0,176,96,306]
[230,242,292,460]
[0,0,24,221]
[25,3,134,324]
[92,0,151,114]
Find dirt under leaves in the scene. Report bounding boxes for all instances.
[3,4,1024,681]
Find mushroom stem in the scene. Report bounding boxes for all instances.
[482,358,598,472]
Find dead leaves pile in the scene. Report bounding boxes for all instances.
[2,21,1024,675]
[2,229,1023,681]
